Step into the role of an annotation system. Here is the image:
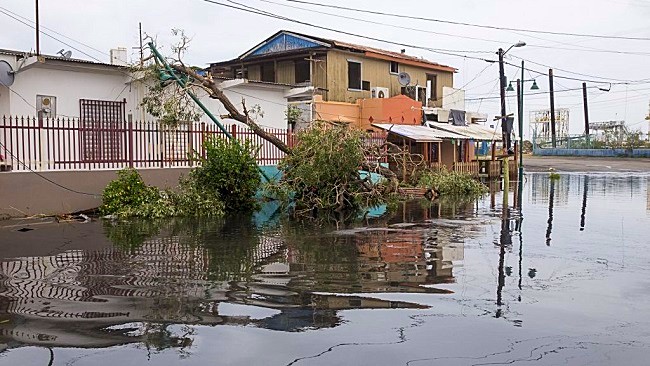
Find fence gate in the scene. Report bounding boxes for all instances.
[79,99,126,163]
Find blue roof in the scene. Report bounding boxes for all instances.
[243,32,330,59]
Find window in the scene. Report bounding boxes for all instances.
[36,95,56,118]
[427,74,437,103]
[261,62,275,82]
[235,67,248,79]
[295,60,310,83]
[390,61,399,74]
[79,99,126,162]
[347,60,362,90]
[362,81,371,91]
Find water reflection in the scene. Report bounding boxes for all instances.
[546,179,556,246]
[0,201,483,353]
[580,176,589,231]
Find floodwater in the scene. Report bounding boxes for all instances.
[1,173,649,365]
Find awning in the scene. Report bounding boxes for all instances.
[372,124,468,142]
[426,122,499,141]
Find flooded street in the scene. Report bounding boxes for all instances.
[1,173,649,365]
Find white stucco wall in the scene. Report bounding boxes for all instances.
[0,52,291,130]
[198,83,290,130]
[0,55,131,118]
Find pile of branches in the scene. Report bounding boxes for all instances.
[268,122,398,217]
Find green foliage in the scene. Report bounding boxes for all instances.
[100,136,261,218]
[271,122,389,216]
[285,105,302,129]
[139,65,202,127]
[416,170,488,197]
[100,168,165,218]
[191,137,261,212]
[100,168,224,219]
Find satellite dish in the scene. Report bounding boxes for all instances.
[0,61,15,87]
[57,49,73,59]
[398,72,411,87]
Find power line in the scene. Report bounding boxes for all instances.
[256,0,503,48]
[201,0,495,62]
[509,55,650,84]
[0,141,100,197]
[262,0,650,57]
[0,6,108,59]
[281,0,650,41]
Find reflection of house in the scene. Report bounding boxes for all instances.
[0,223,426,351]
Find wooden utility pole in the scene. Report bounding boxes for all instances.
[549,69,557,148]
[139,22,144,67]
[582,82,590,145]
[498,48,509,152]
[35,0,40,55]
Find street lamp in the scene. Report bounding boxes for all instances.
[498,42,526,155]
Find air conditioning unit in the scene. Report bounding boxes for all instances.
[371,87,389,99]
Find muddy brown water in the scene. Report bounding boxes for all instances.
[0,173,649,365]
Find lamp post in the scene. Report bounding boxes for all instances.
[498,42,526,155]
[506,61,539,209]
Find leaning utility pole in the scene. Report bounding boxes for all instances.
[549,69,557,148]
[582,82,590,145]
[498,48,509,152]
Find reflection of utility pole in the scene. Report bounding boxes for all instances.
[546,180,556,246]
[497,188,512,316]
[580,176,589,231]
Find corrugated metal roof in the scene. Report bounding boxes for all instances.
[213,30,456,72]
[427,122,499,141]
[0,48,121,68]
[372,124,469,142]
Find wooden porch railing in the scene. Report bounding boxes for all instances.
[453,161,479,177]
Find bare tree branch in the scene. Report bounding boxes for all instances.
[171,64,292,155]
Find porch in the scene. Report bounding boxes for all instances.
[372,123,518,180]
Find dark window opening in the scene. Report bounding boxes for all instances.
[295,60,310,83]
[390,61,399,74]
[235,67,248,79]
[348,61,361,90]
[261,62,275,83]
[427,73,437,103]
[362,81,371,91]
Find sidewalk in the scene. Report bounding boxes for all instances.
[523,155,650,173]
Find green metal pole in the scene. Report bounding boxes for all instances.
[517,60,525,209]
[519,60,524,173]
[147,42,274,182]
[148,42,233,139]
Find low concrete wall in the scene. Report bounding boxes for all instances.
[0,168,190,217]
[534,148,650,158]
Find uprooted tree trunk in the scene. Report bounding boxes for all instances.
[171,64,292,155]
[172,63,400,191]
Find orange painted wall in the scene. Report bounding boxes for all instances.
[360,95,422,131]
[312,95,422,131]
[312,95,360,125]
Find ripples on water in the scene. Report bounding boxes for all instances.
[0,173,649,365]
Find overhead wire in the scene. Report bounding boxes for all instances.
[0,6,108,59]
[0,140,100,197]
[281,0,650,41]
[256,0,503,48]
[201,0,496,62]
